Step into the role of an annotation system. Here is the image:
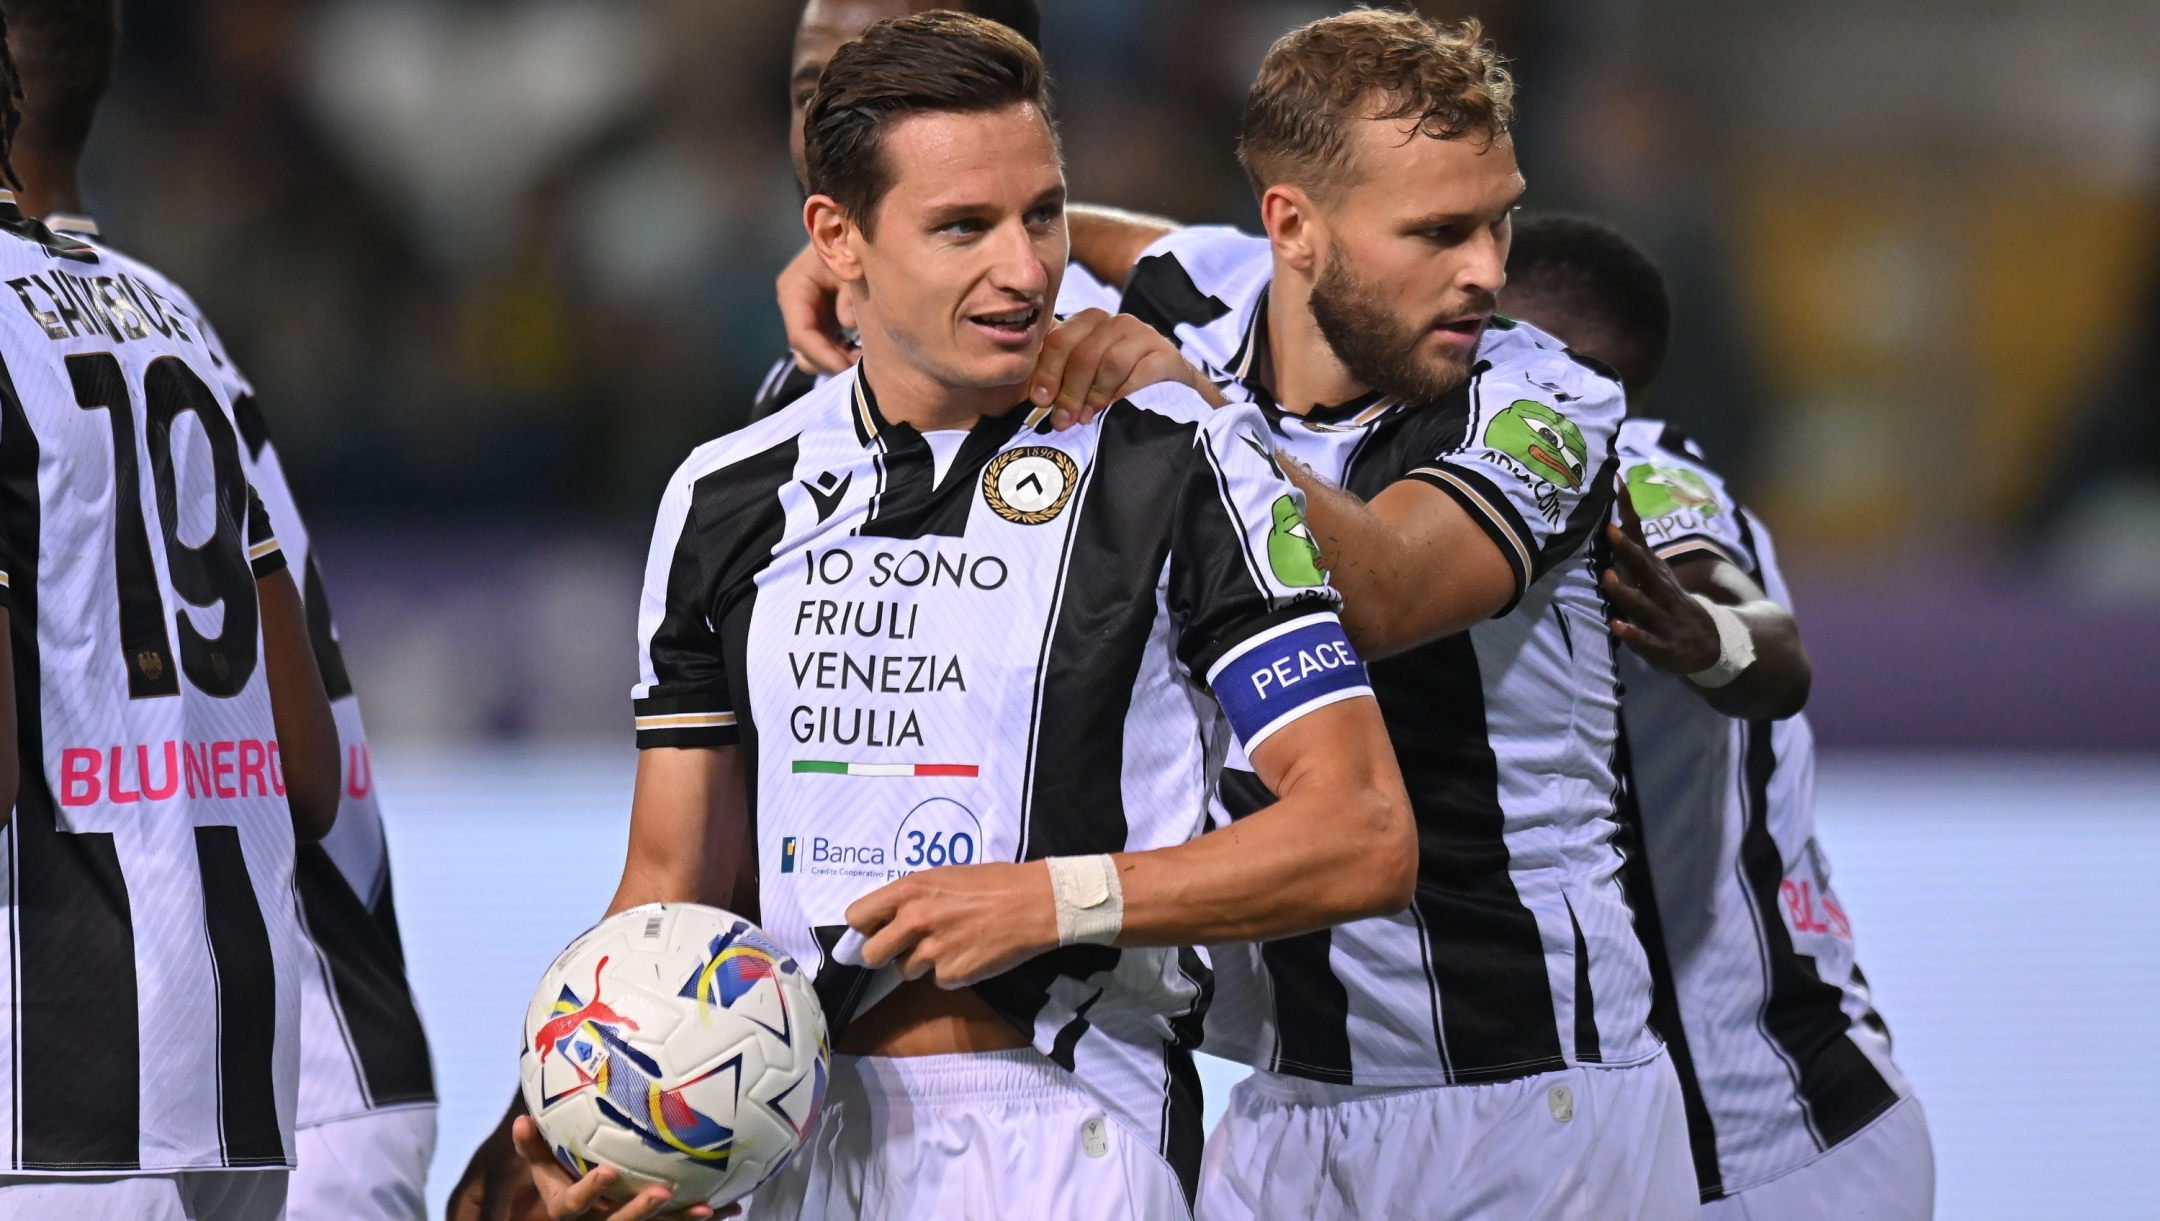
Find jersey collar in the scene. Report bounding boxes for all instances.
[848,363,1051,449]
[44,213,99,237]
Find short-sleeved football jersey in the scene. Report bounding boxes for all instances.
[49,213,439,1132]
[0,196,307,1172]
[749,261,1124,422]
[634,364,1371,1198]
[1125,226,1663,1088]
[1613,419,1912,1201]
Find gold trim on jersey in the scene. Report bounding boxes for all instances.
[852,377,879,446]
[1410,466,1531,578]
[247,537,281,562]
[634,711,739,731]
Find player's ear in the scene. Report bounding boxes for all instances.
[1261,184,1321,274]
[804,195,866,285]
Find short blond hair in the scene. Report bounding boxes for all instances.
[1238,9,1514,199]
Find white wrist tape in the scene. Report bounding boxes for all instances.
[1687,594,1757,689]
[1047,854,1123,947]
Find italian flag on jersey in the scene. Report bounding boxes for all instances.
[791,760,978,777]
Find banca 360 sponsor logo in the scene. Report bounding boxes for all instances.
[779,798,984,880]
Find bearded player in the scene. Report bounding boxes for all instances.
[0,4,437,1218]
[952,12,1697,1217]
[515,14,1414,1221]
[1503,214,1934,1221]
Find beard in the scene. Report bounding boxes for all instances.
[1308,250,1486,405]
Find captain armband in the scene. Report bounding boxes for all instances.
[1206,612,1373,753]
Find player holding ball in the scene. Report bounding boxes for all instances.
[504,13,1414,1220]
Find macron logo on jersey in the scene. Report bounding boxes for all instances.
[1207,613,1372,752]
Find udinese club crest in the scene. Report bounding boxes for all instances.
[982,446,1079,525]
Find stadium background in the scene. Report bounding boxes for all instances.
[84,1,2160,1216]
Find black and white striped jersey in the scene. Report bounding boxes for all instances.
[634,363,1370,1199]
[1612,419,1911,1201]
[1126,226,1663,1087]
[54,214,440,1132]
[0,197,307,1172]
[748,262,1123,423]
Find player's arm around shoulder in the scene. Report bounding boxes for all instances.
[1293,345,1628,659]
[843,402,1414,989]
[1602,435,1810,719]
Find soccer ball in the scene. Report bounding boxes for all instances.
[520,903,830,1210]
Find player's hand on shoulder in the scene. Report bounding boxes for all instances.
[512,1115,731,1220]
[1602,483,1720,676]
[777,239,859,376]
[846,861,1060,988]
[1030,308,1224,431]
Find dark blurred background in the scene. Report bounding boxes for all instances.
[84,0,2160,747]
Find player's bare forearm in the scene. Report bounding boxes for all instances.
[1671,557,1811,719]
[1066,204,1178,290]
[846,699,1413,986]
[608,746,749,917]
[1287,463,1515,659]
[0,608,16,831]
[259,568,339,841]
[1116,696,1413,943]
[775,241,858,376]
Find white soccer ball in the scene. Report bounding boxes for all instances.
[520,904,830,1210]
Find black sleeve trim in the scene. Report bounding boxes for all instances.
[245,486,286,578]
[633,691,738,749]
[1403,464,1533,616]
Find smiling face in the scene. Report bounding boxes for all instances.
[1306,124,1523,402]
[826,103,1068,395]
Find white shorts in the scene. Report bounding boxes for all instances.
[1703,1095,1932,1221]
[0,1169,286,1220]
[1199,1050,1698,1221]
[746,1048,1191,1221]
[289,1105,436,1221]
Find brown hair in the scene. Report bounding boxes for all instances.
[804,10,1053,237]
[1238,9,1514,200]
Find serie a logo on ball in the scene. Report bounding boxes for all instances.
[521,904,830,1211]
[982,446,1078,525]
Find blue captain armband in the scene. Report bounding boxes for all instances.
[1206,612,1373,753]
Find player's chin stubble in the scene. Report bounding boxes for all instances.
[1310,251,1480,406]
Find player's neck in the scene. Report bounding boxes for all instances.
[8,149,84,222]
[1262,257,1370,417]
[855,332,1026,434]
